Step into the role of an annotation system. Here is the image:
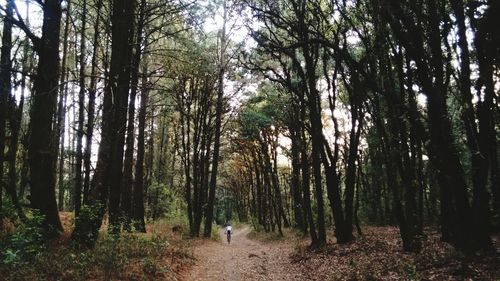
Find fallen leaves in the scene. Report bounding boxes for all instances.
[289,227,500,281]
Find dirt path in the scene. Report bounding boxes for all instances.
[183,226,305,281]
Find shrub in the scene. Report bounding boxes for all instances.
[1,211,45,267]
[0,218,194,281]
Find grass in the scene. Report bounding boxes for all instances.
[0,213,195,281]
[247,226,301,242]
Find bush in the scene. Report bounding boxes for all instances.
[1,211,45,268]
[0,218,194,281]
[210,223,220,241]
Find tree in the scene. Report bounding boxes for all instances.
[1,0,65,235]
[381,0,493,253]
[73,0,136,245]
[204,0,229,238]
[0,0,13,221]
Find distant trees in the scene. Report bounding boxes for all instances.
[173,44,218,236]
[236,87,292,235]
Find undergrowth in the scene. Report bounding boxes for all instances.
[247,225,301,242]
[0,214,195,281]
[288,226,500,280]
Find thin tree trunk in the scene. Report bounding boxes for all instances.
[83,0,103,204]
[132,55,149,232]
[0,0,13,220]
[7,80,26,219]
[56,0,71,211]
[204,0,227,238]
[290,124,305,232]
[300,121,317,245]
[18,2,32,201]
[74,0,88,217]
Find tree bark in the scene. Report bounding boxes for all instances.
[452,0,492,250]
[72,0,136,245]
[83,0,103,204]
[74,0,88,218]
[122,0,146,232]
[132,54,149,233]
[204,0,227,238]
[0,0,13,220]
[27,0,64,235]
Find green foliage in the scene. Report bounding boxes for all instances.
[95,235,126,280]
[0,219,193,281]
[404,262,420,281]
[0,211,45,267]
[248,227,284,241]
[214,187,234,225]
[142,256,162,275]
[146,181,184,219]
[238,82,291,141]
[0,200,19,222]
[209,223,220,241]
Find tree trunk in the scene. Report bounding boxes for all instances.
[27,0,64,236]
[204,0,227,238]
[83,0,103,204]
[7,86,26,219]
[56,0,71,211]
[290,122,305,233]
[105,0,136,234]
[72,0,136,245]
[122,0,146,232]
[57,84,67,211]
[451,0,492,250]
[0,0,13,220]
[132,55,149,233]
[468,1,499,230]
[18,4,32,202]
[74,0,88,218]
[300,116,318,245]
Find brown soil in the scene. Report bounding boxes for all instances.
[182,226,305,281]
[182,226,500,281]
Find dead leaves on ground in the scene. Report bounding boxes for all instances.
[288,227,500,280]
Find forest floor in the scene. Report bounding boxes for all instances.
[182,226,306,281]
[182,225,500,281]
[2,214,499,280]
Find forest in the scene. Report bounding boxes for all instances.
[0,0,499,280]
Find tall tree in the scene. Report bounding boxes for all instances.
[204,0,228,237]
[73,0,136,245]
[121,0,147,232]
[132,52,149,233]
[381,0,492,253]
[83,0,103,204]
[2,0,65,235]
[74,0,88,217]
[0,0,13,220]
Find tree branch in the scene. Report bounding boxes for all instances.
[0,0,42,50]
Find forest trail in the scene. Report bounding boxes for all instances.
[183,226,305,281]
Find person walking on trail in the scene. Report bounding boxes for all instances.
[225,223,233,244]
